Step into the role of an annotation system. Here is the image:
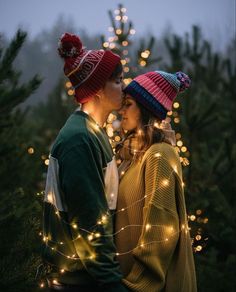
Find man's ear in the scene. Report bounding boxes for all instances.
[95,88,103,100]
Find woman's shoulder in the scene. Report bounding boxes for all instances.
[143,142,180,163]
[147,142,176,154]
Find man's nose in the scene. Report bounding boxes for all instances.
[118,105,125,115]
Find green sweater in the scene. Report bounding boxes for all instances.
[115,142,197,292]
[42,111,126,290]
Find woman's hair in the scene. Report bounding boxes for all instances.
[134,101,165,160]
[108,62,123,80]
[116,100,166,160]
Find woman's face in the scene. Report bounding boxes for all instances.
[119,94,141,131]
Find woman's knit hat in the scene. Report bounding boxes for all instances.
[58,33,121,103]
[124,70,191,120]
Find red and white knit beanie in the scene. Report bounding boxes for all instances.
[58,33,121,103]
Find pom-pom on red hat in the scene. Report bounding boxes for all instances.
[58,33,121,103]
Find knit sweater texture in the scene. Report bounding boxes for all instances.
[115,142,197,292]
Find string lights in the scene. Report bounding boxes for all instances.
[39,3,207,289]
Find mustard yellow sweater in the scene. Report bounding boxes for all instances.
[115,142,197,292]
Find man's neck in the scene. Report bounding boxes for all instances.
[81,102,109,127]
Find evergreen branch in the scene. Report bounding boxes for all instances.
[0,30,27,82]
[0,75,41,114]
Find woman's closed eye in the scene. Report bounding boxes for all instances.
[115,76,123,84]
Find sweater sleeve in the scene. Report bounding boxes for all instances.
[124,144,180,291]
[60,141,127,290]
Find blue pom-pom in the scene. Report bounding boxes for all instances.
[176,72,191,92]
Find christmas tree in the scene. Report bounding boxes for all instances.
[0,30,42,291]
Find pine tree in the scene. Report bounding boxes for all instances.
[0,30,42,291]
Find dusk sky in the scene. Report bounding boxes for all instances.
[0,0,235,50]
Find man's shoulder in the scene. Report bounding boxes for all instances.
[51,113,93,157]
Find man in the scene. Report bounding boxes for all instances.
[42,33,127,292]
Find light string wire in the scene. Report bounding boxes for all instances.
[42,154,188,260]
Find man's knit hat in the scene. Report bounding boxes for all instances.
[124,70,191,120]
[58,33,121,103]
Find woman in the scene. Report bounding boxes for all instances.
[115,70,197,291]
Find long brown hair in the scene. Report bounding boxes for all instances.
[134,101,165,159]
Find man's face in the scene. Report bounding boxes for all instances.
[100,73,124,111]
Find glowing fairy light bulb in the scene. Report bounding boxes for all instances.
[176,133,181,139]
[189,215,196,221]
[162,179,169,186]
[90,254,96,260]
[43,236,48,242]
[116,29,122,35]
[181,146,187,153]
[109,43,116,49]
[65,81,72,88]
[103,42,109,48]
[88,234,93,241]
[154,122,160,128]
[68,89,74,96]
[173,102,180,108]
[168,226,174,233]
[177,140,183,147]
[53,279,59,284]
[102,215,107,222]
[40,282,45,288]
[130,29,136,35]
[141,50,150,59]
[196,209,202,215]
[60,269,65,273]
[122,15,128,22]
[28,147,34,154]
[145,223,151,231]
[138,129,142,135]
[140,60,146,67]
[196,245,202,252]
[72,224,78,229]
[154,152,161,158]
[196,235,202,241]
[44,159,50,166]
